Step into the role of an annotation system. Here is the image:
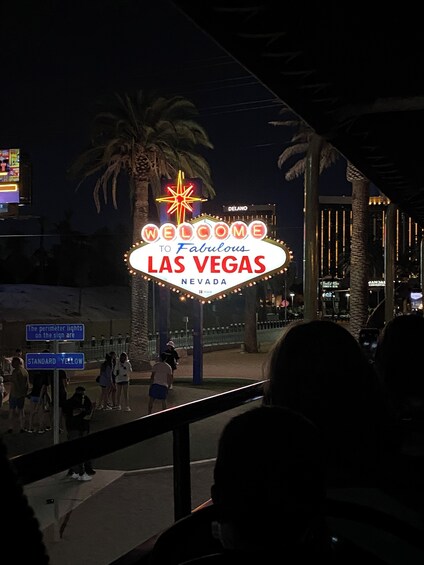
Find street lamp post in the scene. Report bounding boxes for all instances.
[345,292,350,312]
[290,292,295,309]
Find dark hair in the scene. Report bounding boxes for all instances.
[212,406,327,548]
[101,353,113,371]
[263,320,392,484]
[375,314,424,399]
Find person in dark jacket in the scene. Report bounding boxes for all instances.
[63,386,95,481]
[164,340,180,389]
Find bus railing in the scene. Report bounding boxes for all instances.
[11,381,265,522]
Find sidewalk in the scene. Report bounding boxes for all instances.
[2,344,273,565]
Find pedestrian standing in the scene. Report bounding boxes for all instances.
[148,353,172,414]
[107,350,119,409]
[164,340,179,390]
[7,357,30,433]
[115,351,133,411]
[0,376,5,409]
[97,353,114,410]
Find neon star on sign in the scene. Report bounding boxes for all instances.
[126,215,292,301]
[157,170,206,225]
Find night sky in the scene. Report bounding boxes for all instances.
[1,0,356,272]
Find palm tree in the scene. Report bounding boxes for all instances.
[70,90,215,369]
[270,110,369,339]
[271,115,339,179]
[243,285,258,352]
[347,162,370,338]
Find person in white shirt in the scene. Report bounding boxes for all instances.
[148,353,172,414]
[115,351,133,411]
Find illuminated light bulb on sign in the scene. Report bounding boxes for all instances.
[157,170,206,225]
[141,220,267,243]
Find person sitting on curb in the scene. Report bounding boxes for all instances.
[63,386,96,481]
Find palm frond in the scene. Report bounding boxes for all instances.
[70,88,215,213]
[272,113,339,182]
[277,143,309,168]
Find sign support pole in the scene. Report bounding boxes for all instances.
[159,203,171,357]
[53,340,60,445]
[25,322,85,541]
[192,301,203,385]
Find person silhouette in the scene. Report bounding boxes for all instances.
[262,319,394,487]
[0,437,50,563]
[374,313,424,512]
[164,341,179,389]
[210,405,331,562]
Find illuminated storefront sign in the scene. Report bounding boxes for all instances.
[322,281,340,289]
[369,280,385,287]
[126,215,291,301]
[0,183,19,204]
[0,148,20,204]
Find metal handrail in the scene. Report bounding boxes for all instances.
[0,321,289,367]
[11,380,265,521]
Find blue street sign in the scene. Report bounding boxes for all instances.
[26,353,85,371]
[26,324,85,342]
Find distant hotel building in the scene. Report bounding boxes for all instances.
[206,197,421,314]
[219,204,277,239]
[207,198,420,283]
[319,195,422,280]
[319,194,422,316]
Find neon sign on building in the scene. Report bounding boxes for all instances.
[0,148,20,204]
[125,171,292,302]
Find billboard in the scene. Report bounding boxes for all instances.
[126,215,292,301]
[0,148,20,204]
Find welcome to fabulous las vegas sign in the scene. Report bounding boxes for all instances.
[126,214,292,302]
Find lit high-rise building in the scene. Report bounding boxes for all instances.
[219,204,277,239]
[319,195,422,280]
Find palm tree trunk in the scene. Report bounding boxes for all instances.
[303,134,322,321]
[129,178,152,370]
[384,203,397,323]
[243,285,258,352]
[348,163,370,339]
